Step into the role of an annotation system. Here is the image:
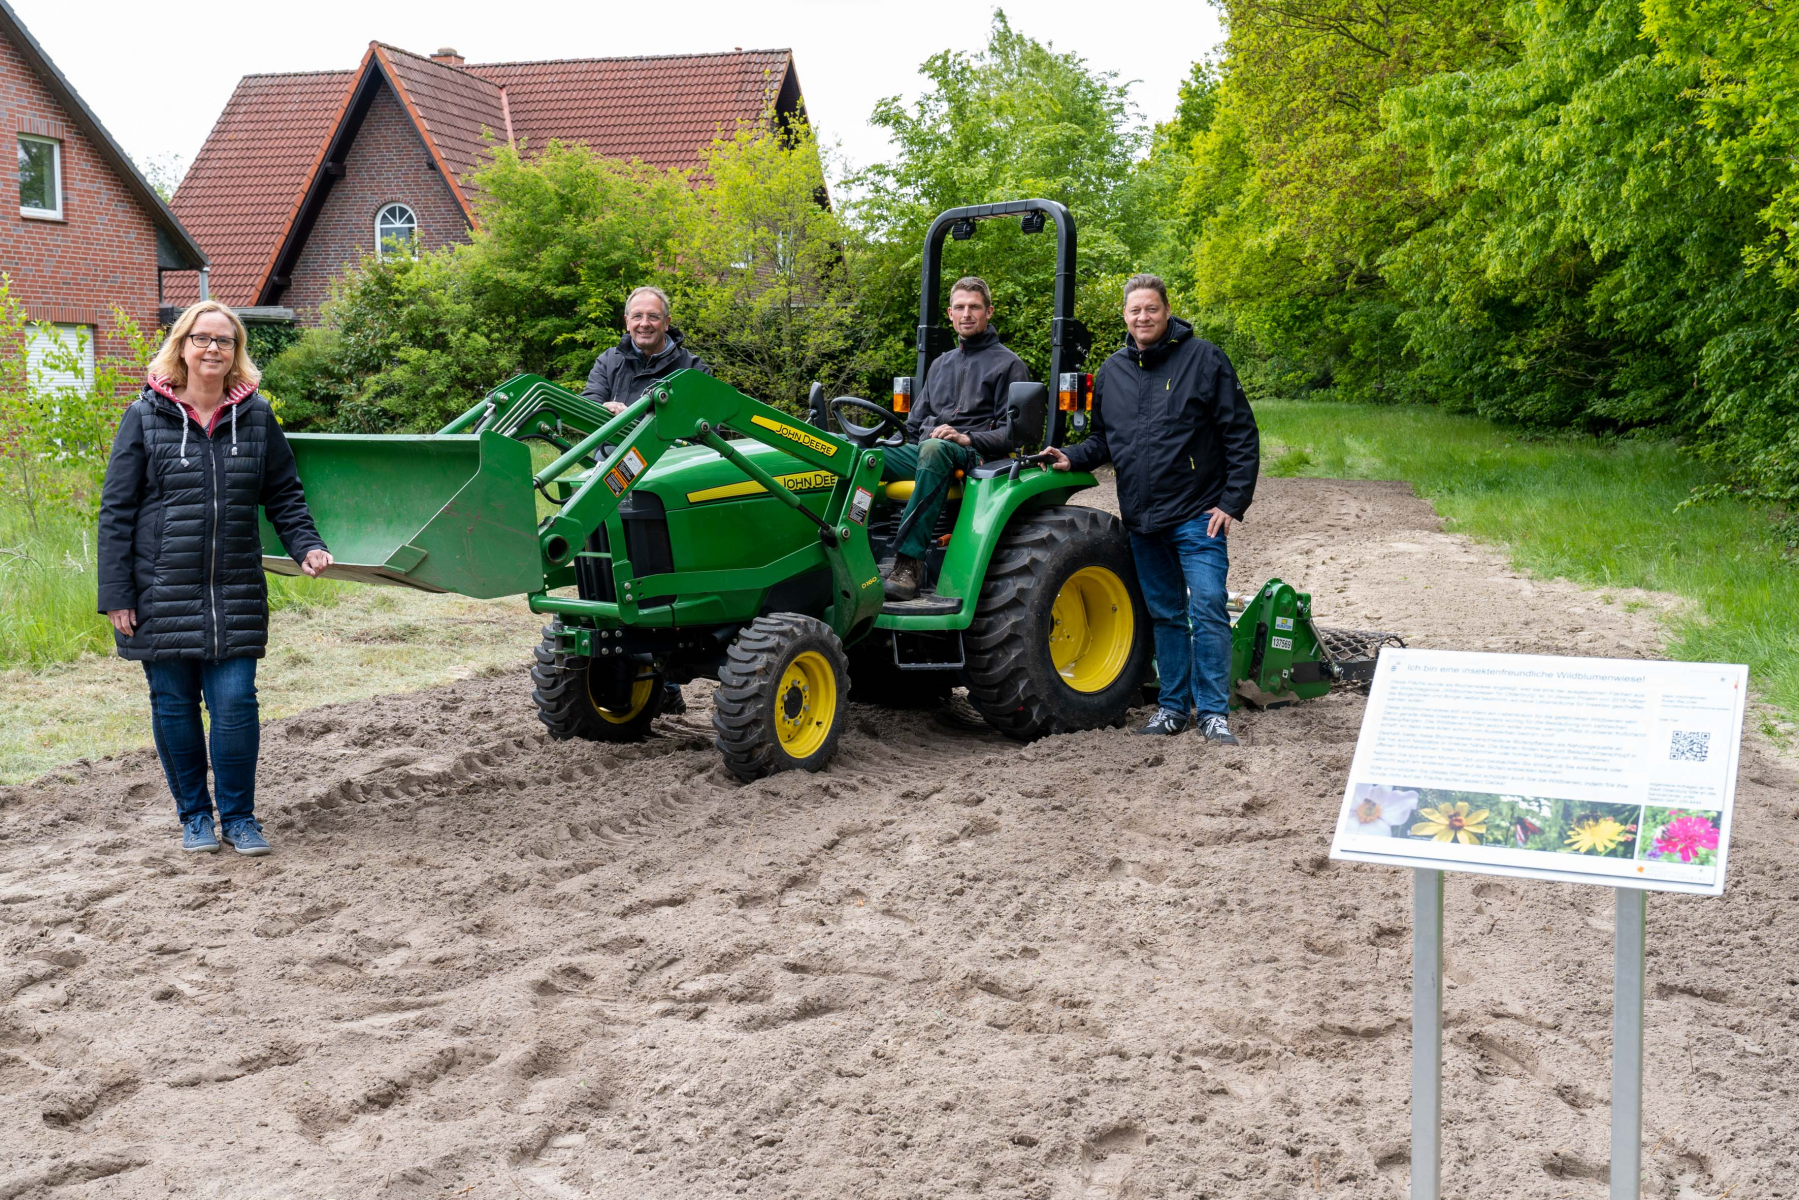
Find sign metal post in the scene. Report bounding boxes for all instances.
[1611,888,1646,1200]
[1411,868,1443,1200]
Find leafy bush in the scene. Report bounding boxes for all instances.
[0,275,153,530]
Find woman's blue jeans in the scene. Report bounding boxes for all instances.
[142,657,259,825]
[1129,517,1233,717]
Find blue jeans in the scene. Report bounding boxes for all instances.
[142,658,260,825]
[1129,517,1232,717]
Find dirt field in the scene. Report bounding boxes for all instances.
[2,475,1794,1200]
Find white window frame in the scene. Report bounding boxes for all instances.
[18,134,62,219]
[25,323,95,392]
[374,202,417,260]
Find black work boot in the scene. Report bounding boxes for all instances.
[883,555,923,602]
[662,682,687,715]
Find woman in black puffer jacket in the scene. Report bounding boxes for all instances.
[97,301,332,857]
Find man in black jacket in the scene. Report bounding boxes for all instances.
[1045,274,1260,743]
[582,285,708,712]
[582,286,710,415]
[882,276,1030,601]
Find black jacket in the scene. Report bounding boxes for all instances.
[905,328,1030,459]
[97,382,325,661]
[1064,318,1259,535]
[581,329,709,407]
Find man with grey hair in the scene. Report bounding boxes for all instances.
[582,286,710,714]
[582,285,710,415]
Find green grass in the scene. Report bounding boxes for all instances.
[0,500,340,668]
[1258,400,1799,716]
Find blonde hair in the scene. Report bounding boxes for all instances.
[148,301,261,391]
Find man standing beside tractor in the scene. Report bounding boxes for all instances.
[1046,274,1261,744]
[583,284,710,713]
[881,276,1030,602]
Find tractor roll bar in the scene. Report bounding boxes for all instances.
[917,199,1079,445]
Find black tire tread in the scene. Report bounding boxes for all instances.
[963,505,1150,740]
[530,621,664,743]
[713,613,850,782]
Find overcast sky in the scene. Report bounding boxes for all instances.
[14,0,1223,184]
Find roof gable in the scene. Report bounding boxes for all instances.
[173,43,798,307]
[373,44,506,215]
[0,0,206,270]
[170,67,353,306]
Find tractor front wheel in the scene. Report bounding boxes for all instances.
[531,622,666,742]
[964,506,1151,740]
[714,614,850,782]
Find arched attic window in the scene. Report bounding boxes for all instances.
[375,203,417,259]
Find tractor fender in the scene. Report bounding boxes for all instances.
[874,468,1100,632]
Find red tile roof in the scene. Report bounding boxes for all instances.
[171,44,796,307]
[468,49,793,170]
[171,67,354,306]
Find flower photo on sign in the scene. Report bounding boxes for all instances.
[1563,813,1637,857]
[1638,809,1721,867]
[1410,801,1490,845]
[1348,784,1418,837]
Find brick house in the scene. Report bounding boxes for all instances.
[170,42,803,320]
[0,0,207,382]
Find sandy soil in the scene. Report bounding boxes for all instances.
[1,475,1794,1200]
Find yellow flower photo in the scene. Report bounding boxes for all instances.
[1409,801,1490,845]
[1565,815,1633,855]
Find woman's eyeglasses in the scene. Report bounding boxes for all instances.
[187,334,238,350]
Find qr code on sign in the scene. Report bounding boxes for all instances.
[1670,731,1710,763]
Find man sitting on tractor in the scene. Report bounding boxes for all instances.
[583,285,710,416]
[881,276,1030,601]
[583,284,710,713]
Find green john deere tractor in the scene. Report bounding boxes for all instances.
[265,200,1394,780]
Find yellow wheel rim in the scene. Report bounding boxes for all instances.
[775,650,837,758]
[1048,566,1134,693]
[593,673,656,725]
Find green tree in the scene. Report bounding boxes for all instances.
[1175,0,1512,400]
[1382,0,1775,431]
[851,11,1149,384]
[303,141,694,431]
[674,118,879,412]
[1640,0,1799,501]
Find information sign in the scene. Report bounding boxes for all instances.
[1331,649,1746,895]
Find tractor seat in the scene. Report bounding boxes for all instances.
[881,470,965,503]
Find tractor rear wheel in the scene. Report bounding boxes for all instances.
[964,506,1151,740]
[714,614,850,782]
[531,622,666,742]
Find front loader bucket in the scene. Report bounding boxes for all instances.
[261,431,543,599]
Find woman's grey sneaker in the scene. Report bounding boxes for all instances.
[1133,708,1189,736]
[1200,714,1240,745]
[181,814,219,853]
[220,819,271,857]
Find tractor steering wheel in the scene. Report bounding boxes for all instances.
[828,397,908,449]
